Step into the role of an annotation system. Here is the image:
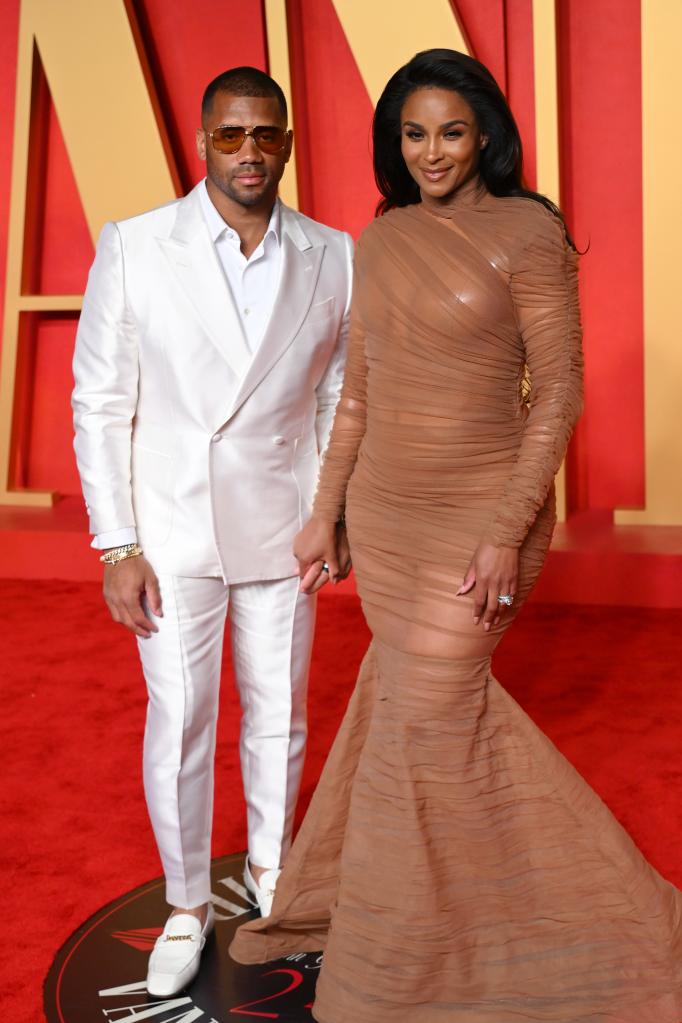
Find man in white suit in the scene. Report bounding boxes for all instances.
[72,67,352,996]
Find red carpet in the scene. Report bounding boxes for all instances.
[2,579,682,1022]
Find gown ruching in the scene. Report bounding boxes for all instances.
[230,180,682,1022]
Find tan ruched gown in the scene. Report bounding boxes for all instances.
[230,178,682,1022]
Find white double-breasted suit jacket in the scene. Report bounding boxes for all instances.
[73,183,353,581]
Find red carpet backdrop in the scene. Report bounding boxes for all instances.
[2,586,682,1021]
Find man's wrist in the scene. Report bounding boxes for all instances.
[92,526,138,550]
[100,543,144,566]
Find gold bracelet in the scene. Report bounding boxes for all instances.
[99,543,143,566]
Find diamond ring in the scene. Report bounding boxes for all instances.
[497,594,514,606]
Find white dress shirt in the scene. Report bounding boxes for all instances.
[93,182,283,551]
[198,180,282,352]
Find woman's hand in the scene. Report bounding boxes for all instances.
[335,524,352,580]
[294,517,351,594]
[457,542,519,630]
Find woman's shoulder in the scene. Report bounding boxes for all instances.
[491,195,567,245]
[354,206,419,254]
[485,195,573,270]
[358,205,414,236]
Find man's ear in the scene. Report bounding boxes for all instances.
[196,128,207,161]
[284,129,294,164]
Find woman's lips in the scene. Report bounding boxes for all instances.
[421,168,451,182]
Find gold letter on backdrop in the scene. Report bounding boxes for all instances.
[615,0,682,526]
[331,0,469,106]
[264,0,469,206]
[263,0,299,210]
[0,0,178,506]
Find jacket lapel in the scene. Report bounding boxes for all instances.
[156,184,252,380]
[226,206,325,420]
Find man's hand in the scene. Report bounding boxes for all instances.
[300,522,352,594]
[294,517,351,594]
[103,555,163,638]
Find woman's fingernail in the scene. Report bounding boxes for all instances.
[484,623,490,631]
[473,616,480,625]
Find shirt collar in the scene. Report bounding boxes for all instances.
[199,179,281,247]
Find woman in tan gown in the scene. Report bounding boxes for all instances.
[230,49,682,1022]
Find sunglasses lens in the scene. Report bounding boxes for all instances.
[253,127,287,153]
[212,126,246,153]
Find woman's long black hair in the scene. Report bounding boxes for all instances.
[373,48,575,248]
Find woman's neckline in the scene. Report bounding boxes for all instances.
[419,174,489,218]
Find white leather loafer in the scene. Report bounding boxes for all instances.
[146,903,214,998]
[244,858,281,917]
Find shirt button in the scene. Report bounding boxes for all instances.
[211,434,222,443]
[243,308,250,316]
[273,435,285,445]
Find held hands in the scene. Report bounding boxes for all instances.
[103,555,163,639]
[457,541,519,630]
[294,517,352,594]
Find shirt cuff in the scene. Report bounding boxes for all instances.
[91,527,138,550]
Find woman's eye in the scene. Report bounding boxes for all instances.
[445,130,463,139]
[406,131,423,140]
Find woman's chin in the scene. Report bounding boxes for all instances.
[420,182,457,203]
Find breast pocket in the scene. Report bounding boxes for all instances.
[131,443,173,547]
[306,296,336,326]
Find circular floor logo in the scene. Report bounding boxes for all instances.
[44,853,321,1022]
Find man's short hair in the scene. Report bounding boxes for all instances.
[201,67,288,123]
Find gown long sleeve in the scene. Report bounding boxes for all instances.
[487,209,584,548]
[312,258,368,524]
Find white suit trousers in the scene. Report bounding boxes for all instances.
[136,573,316,908]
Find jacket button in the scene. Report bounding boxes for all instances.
[211,434,222,443]
[273,435,285,445]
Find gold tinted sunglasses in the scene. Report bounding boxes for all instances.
[205,124,291,155]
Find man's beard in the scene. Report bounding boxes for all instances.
[214,171,271,208]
